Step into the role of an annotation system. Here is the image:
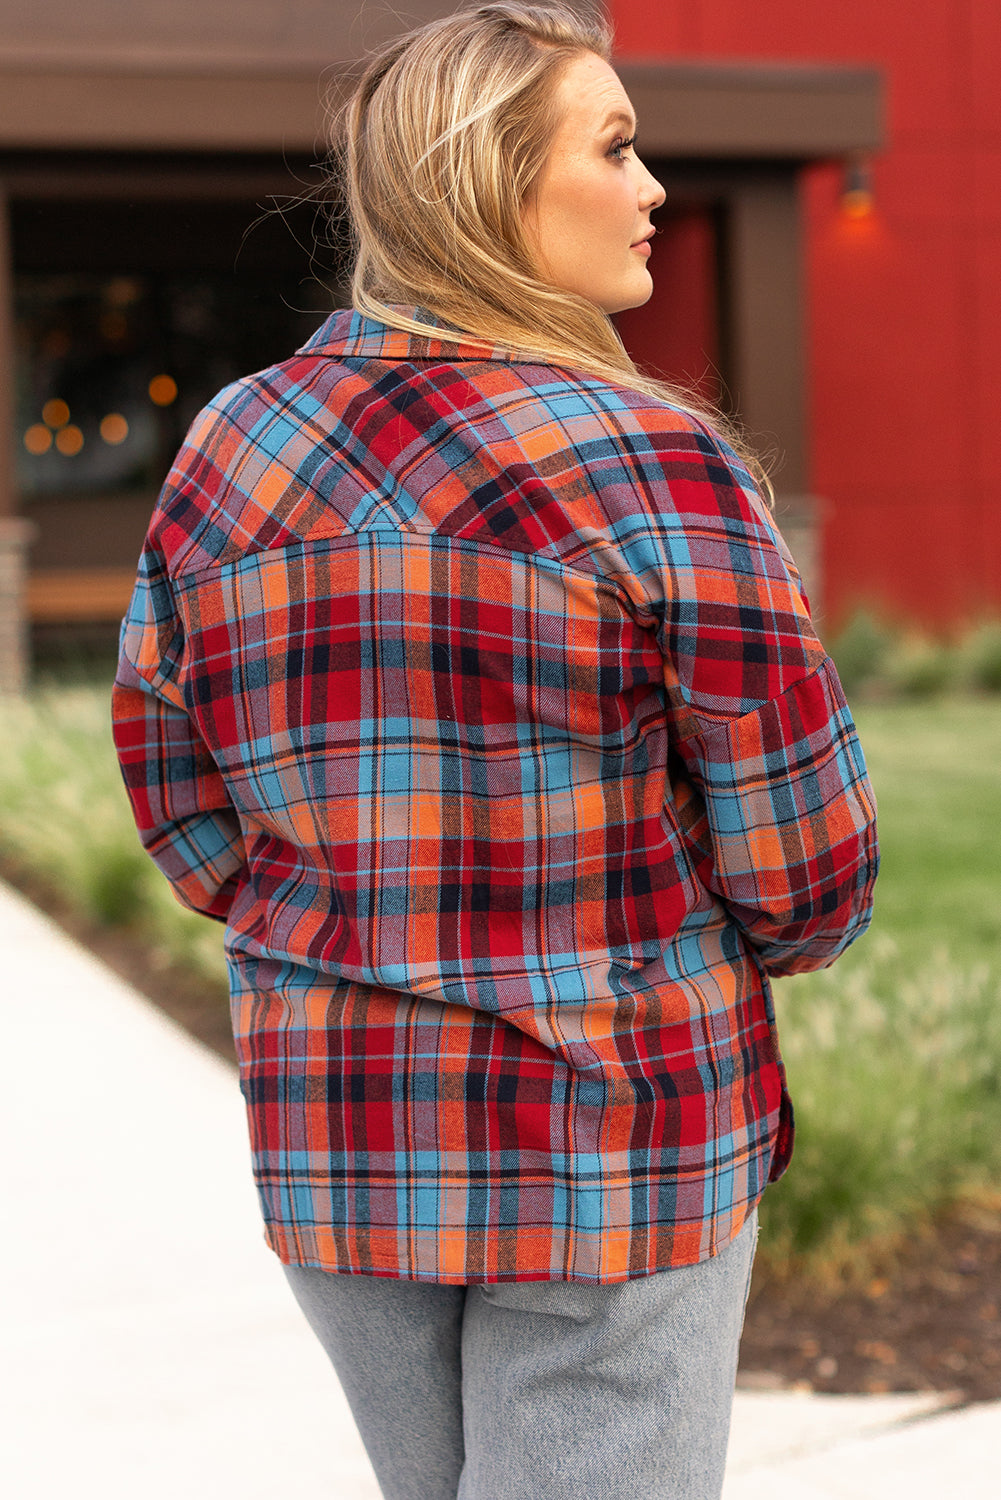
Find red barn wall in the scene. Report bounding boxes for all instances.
[611,0,1001,630]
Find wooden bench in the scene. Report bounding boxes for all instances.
[27,568,137,624]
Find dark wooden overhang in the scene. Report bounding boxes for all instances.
[616,60,882,160]
[0,53,882,157]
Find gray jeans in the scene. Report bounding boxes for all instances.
[283,1209,757,1500]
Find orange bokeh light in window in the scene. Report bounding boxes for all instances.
[148,374,178,407]
[42,398,71,429]
[24,424,53,455]
[55,424,84,456]
[100,413,129,445]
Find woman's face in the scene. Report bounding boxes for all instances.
[523,53,666,315]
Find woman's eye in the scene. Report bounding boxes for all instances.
[609,135,637,161]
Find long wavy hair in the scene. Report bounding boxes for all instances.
[330,2,766,486]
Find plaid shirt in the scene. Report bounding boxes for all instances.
[112,308,877,1283]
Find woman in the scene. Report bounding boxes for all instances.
[112,5,878,1497]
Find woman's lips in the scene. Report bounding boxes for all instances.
[631,240,652,256]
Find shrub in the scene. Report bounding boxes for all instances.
[883,633,954,699]
[828,611,896,699]
[829,612,1001,702]
[956,621,1001,694]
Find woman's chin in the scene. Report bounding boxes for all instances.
[605,275,655,316]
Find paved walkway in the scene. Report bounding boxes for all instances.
[2,877,996,1498]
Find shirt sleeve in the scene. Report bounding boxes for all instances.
[111,549,247,923]
[670,658,878,975]
[645,425,879,977]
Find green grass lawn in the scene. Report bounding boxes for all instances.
[1,682,999,1276]
[850,700,1001,968]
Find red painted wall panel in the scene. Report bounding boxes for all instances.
[611,0,1001,628]
[615,208,720,404]
[972,233,1001,611]
[970,1,1001,133]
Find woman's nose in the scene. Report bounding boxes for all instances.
[639,160,666,212]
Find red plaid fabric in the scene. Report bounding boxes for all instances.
[112,308,878,1283]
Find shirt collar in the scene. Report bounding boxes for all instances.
[297,304,517,364]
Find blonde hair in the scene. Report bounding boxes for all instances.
[331,2,767,486]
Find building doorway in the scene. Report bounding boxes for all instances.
[616,200,723,409]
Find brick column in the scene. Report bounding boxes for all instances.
[0,518,33,694]
[0,179,30,693]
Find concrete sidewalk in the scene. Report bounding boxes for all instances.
[1,877,996,1498]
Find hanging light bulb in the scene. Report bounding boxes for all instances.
[841,156,875,220]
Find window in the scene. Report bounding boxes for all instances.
[17,269,326,499]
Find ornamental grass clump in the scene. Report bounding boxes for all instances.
[0,682,227,988]
[758,939,1001,1282]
